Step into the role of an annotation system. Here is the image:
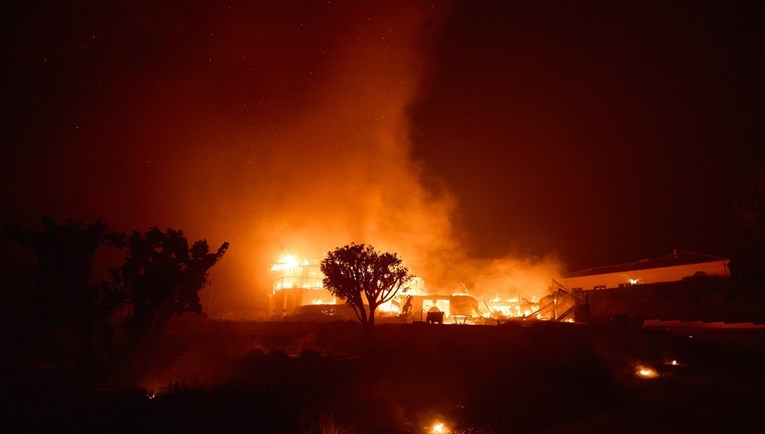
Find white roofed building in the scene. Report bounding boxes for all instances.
[560,251,730,291]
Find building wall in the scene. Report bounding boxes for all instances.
[562,260,730,291]
[268,287,336,319]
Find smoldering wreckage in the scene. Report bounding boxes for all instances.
[266,250,731,325]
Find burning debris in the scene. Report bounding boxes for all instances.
[267,253,583,324]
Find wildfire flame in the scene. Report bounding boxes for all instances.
[270,253,324,292]
[270,254,302,272]
[268,253,557,324]
[636,365,658,379]
[430,421,449,433]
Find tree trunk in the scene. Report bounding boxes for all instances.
[356,295,369,328]
[364,305,377,340]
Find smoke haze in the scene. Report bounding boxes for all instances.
[3,1,562,314]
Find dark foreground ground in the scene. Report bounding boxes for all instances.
[3,318,765,433]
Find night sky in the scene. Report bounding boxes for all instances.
[3,1,764,311]
[412,1,764,265]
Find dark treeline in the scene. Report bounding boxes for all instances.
[3,215,228,376]
[4,216,765,433]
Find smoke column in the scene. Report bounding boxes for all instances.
[193,1,467,312]
[3,1,562,315]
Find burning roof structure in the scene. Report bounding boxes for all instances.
[266,254,561,323]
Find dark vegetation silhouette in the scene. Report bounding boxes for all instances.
[320,243,411,339]
[4,215,228,374]
[5,222,765,433]
[735,153,765,237]
[7,318,765,434]
[733,154,765,283]
[4,216,122,371]
[115,227,229,338]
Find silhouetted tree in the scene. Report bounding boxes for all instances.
[115,227,229,337]
[3,215,122,370]
[320,243,411,339]
[4,217,229,371]
[735,154,765,239]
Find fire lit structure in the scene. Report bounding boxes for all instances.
[267,253,429,320]
[267,254,336,320]
[559,250,730,291]
[267,254,554,323]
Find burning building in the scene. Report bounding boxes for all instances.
[267,253,427,321]
[266,254,555,324]
[267,254,336,320]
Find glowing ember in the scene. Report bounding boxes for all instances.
[430,421,449,433]
[636,365,658,378]
[670,360,678,366]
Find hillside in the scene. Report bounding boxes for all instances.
[583,276,765,324]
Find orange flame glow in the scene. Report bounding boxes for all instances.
[636,365,659,378]
[430,421,449,433]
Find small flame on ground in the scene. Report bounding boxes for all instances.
[636,365,658,378]
[430,421,449,433]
